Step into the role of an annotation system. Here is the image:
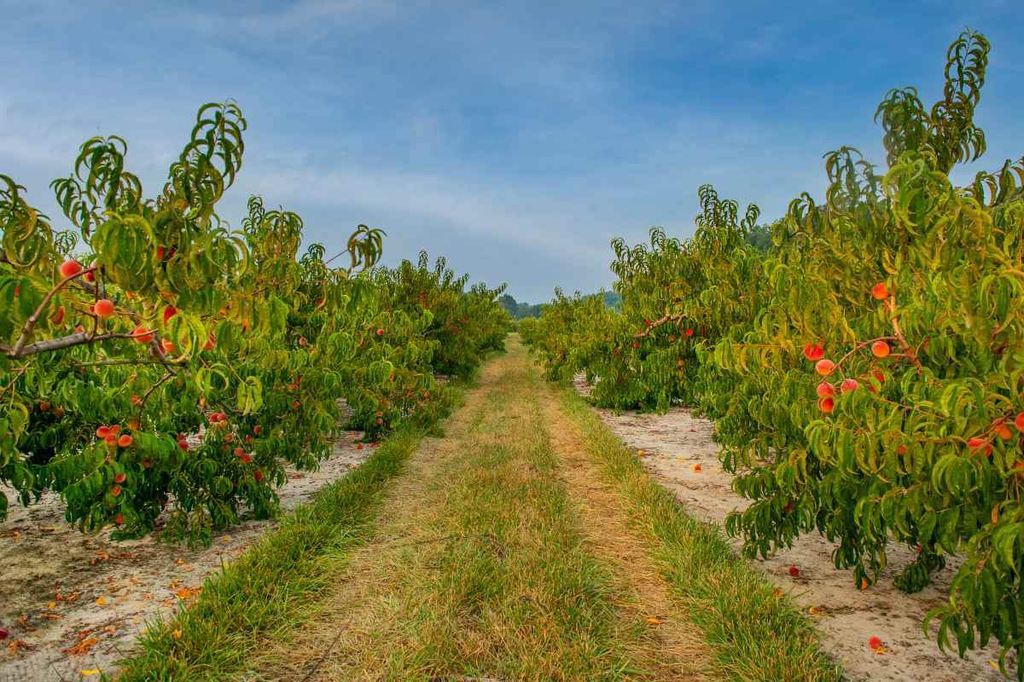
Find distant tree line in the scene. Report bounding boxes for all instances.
[501,290,622,319]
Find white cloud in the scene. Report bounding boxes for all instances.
[242,163,614,268]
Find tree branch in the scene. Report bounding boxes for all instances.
[9,266,97,357]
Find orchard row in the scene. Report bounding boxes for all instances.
[0,102,511,547]
[522,31,1024,676]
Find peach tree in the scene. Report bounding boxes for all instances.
[0,102,499,546]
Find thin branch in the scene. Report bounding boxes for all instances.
[633,312,684,339]
[73,357,188,368]
[7,331,139,359]
[140,371,176,406]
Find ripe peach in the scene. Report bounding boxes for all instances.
[114,514,124,525]
[118,435,133,448]
[161,340,175,353]
[871,341,890,358]
[376,328,385,336]
[685,328,694,337]
[163,304,177,325]
[803,342,825,361]
[254,470,264,482]
[815,359,836,376]
[819,397,835,414]
[59,259,83,279]
[1015,412,1024,432]
[132,327,155,344]
[816,382,835,399]
[110,485,121,497]
[996,423,1013,441]
[51,305,66,325]
[94,299,115,319]
[96,426,110,439]
[840,378,859,393]
[871,283,889,300]
[114,473,127,484]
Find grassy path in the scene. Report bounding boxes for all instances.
[124,337,838,681]
[243,338,838,681]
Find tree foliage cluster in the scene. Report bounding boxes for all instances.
[523,31,1024,675]
[0,102,511,546]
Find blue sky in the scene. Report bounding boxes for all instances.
[2,1,1022,302]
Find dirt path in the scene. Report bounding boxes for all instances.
[573,376,1009,682]
[0,431,372,682]
[251,342,720,681]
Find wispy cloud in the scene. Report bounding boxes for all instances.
[2,1,1022,301]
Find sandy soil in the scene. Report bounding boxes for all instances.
[574,375,1010,682]
[0,431,373,682]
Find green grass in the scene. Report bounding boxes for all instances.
[252,348,657,680]
[560,389,843,682]
[113,420,446,681]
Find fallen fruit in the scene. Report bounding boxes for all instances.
[788,566,800,577]
[869,636,882,650]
